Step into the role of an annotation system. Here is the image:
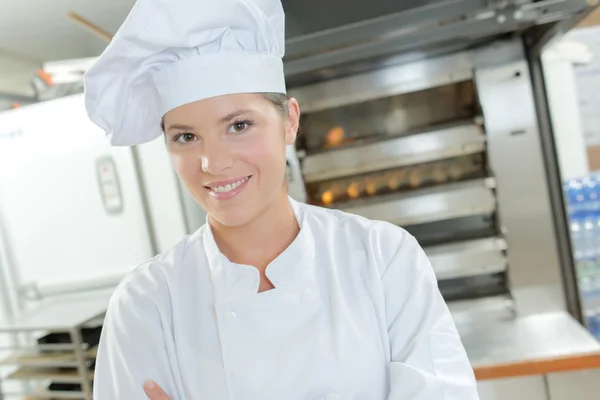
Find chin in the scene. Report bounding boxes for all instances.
[209,207,258,227]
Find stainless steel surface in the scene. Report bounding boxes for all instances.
[288,51,474,113]
[339,178,496,227]
[0,294,109,333]
[449,294,516,325]
[529,52,581,320]
[474,40,565,300]
[285,0,487,60]
[477,376,548,400]
[458,311,600,367]
[284,16,516,78]
[302,122,484,183]
[284,0,592,80]
[425,237,508,280]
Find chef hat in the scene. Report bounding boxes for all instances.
[84,0,286,146]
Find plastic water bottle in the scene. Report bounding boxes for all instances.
[585,310,597,337]
[593,311,600,339]
[567,180,586,276]
[582,178,599,282]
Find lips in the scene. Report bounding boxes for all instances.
[206,176,250,193]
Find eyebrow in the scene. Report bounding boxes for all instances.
[164,123,194,133]
[163,109,252,133]
[219,109,251,124]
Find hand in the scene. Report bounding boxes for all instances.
[144,380,172,400]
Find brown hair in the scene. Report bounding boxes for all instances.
[260,92,290,117]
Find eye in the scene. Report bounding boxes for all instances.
[228,120,252,134]
[175,133,198,143]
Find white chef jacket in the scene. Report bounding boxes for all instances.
[94,198,479,399]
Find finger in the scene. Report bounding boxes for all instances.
[144,380,171,400]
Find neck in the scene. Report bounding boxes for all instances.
[209,190,299,270]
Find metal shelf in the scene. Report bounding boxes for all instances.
[0,347,96,368]
[425,237,508,281]
[7,367,93,384]
[0,295,105,400]
[0,295,108,333]
[338,177,496,227]
[18,391,85,399]
[302,120,485,183]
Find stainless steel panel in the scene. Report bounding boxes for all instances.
[302,122,484,183]
[284,0,591,80]
[477,376,548,400]
[547,369,600,400]
[425,237,508,280]
[284,17,518,80]
[529,53,581,320]
[339,178,496,227]
[288,51,474,113]
[285,0,488,60]
[458,311,600,367]
[474,40,564,302]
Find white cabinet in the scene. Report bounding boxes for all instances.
[547,368,600,400]
[477,376,547,400]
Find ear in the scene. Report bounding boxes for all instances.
[285,97,300,146]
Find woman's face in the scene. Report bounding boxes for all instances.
[163,93,299,227]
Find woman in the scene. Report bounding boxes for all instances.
[84,0,479,399]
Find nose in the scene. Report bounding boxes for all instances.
[200,137,234,175]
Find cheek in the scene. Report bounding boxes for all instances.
[169,152,201,185]
[240,135,285,175]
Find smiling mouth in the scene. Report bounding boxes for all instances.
[205,176,251,193]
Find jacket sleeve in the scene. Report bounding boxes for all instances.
[93,284,183,400]
[376,225,480,399]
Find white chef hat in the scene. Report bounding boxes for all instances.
[84,0,286,146]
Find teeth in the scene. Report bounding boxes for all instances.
[211,177,249,193]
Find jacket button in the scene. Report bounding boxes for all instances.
[224,311,237,323]
[302,290,316,303]
[325,394,340,400]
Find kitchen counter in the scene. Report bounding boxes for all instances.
[458,311,600,380]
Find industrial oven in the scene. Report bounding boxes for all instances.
[288,39,566,321]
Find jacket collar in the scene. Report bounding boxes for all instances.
[203,198,316,303]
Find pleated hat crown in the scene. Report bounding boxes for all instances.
[84,0,286,146]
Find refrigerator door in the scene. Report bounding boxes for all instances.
[0,94,154,295]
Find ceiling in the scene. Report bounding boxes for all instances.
[0,0,135,94]
[0,0,441,94]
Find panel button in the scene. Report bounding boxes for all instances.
[224,311,237,323]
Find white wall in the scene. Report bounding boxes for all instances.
[0,94,153,294]
[567,26,600,149]
[542,40,591,180]
[478,376,547,400]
